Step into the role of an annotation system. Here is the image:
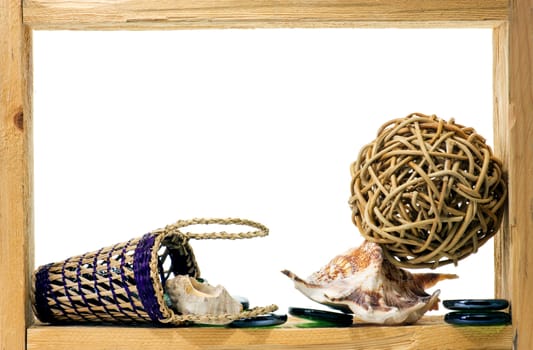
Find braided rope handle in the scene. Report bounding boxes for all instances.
[165,217,269,240]
[163,304,279,325]
[159,218,275,325]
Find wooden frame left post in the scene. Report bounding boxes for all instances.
[0,0,34,349]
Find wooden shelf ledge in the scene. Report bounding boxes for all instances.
[27,316,512,350]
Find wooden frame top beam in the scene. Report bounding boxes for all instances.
[23,0,509,29]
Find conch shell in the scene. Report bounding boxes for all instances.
[165,275,242,324]
[282,241,457,325]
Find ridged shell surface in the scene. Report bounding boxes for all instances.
[282,241,457,325]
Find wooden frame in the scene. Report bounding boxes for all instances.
[1,1,531,349]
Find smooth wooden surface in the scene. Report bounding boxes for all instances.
[508,0,533,349]
[23,0,509,29]
[27,317,512,350]
[493,22,511,302]
[0,0,33,349]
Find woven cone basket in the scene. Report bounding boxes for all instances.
[31,218,277,325]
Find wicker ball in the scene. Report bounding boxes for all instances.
[349,113,507,269]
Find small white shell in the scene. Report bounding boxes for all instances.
[165,275,242,324]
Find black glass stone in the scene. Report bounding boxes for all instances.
[289,307,353,327]
[443,299,509,311]
[228,313,288,328]
[444,311,511,326]
[233,296,250,310]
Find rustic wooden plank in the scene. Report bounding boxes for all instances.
[0,0,33,350]
[508,0,533,349]
[493,22,510,301]
[27,317,512,350]
[23,0,509,29]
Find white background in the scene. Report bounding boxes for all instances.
[33,28,495,315]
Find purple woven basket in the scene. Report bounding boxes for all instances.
[32,228,199,325]
[31,218,277,326]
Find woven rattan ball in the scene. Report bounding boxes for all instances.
[349,113,507,269]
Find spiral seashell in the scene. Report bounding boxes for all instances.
[282,241,457,325]
[165,275,242,325]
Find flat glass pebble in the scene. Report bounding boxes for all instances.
[227,313,287,328]
[443,299,509,311]
[444,311,511,326]
[233,296,250,310]
[289,307,353,327]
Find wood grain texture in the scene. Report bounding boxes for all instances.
[27,317,512,350]
[2,1,525,350]
[22,0,509,29]
[0,0,33,349]
[508,0,533,349]
[493,22,511,301]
